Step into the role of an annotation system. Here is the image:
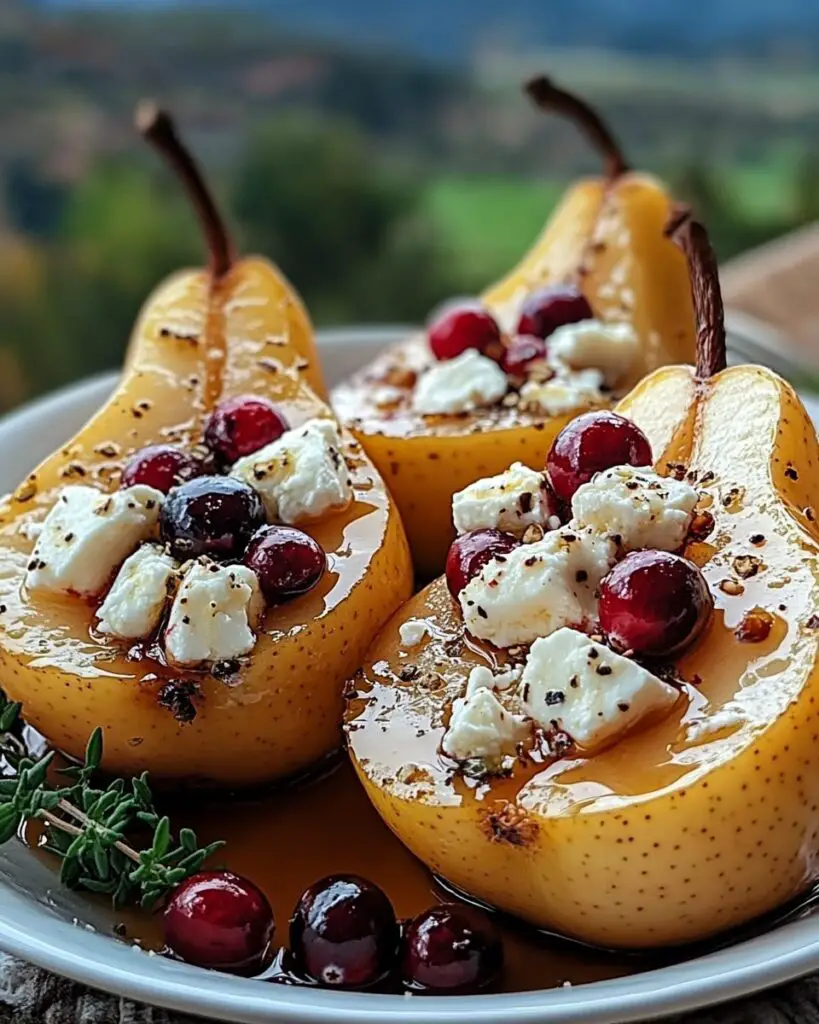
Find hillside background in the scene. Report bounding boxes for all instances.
[1,0,819,406]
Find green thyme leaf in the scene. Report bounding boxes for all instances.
[0,693,226,910]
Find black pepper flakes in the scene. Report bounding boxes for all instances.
[157,680,200,723]
[544,690,565,706]
[597,665,613,676]
[732,555,762,579]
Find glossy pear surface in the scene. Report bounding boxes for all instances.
[333,173,696,578]
[0,259,411,786]
[346,361,819,947]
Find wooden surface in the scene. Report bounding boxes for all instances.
[722,223,819,369]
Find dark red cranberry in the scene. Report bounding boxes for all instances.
[204,395,289,466]
[289,875,399,988]
[501,335,548,376]
[427,301,502,362]
[160,476,265,560]
[446,529,520,598]
[547,410,653,504]
[402,904,503,993]
[163,871,274,975]
[599,550,713,657]
[244,525,326,604]
[121,445,205,494]
[516,284,593,340]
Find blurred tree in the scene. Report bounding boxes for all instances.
[792,153,819,226]
[4,161,67,240]
[31,161,204,389]
[230,114,459,324]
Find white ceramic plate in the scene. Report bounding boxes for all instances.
[2,326,819,1024]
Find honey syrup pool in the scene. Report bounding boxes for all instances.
[18,746,819,994]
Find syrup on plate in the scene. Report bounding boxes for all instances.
[16,743,819,993]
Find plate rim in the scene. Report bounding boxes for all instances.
[1,326,819,1024]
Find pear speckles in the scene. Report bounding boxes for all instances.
[13,476,37,503]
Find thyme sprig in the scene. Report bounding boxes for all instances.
[0,692,223,907]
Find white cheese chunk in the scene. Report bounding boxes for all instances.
[459,526,616,648]
[399,618,432,648]
[452,462,560,538]
[18,520,42,542]
[521,627,678,752]
[412,349,507,415]
[464,664,521,695]
[549,319,639,388]
[164,560,264,667]
[518,368,605,416]
[442,664,528,762]
[25,484,164,597]
[571,465,698,553]
[96,544,178,640]
[231,417,353,524]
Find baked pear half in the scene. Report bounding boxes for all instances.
[0,106,411,787]
[346,210,819,947]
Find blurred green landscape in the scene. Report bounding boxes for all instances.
[2,0,819,409]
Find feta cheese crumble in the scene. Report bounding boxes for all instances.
[521,627,678,752]
[442,663,529,762]
[399,618,432,648]
[231,417,353,524]
[165,559,264,667]
[518,368,606,416]
[452,462,560,538]
[25,484,164,596]
[96,544,178,639]
[571,466,698,553]
[459,526,616,648]
[412,349,507,415]
[549,320,639,388]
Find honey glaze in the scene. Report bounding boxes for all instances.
[16,750,819,995]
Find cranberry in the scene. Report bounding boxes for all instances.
[204,395,289,466]
[245,525,326,604]
[427,301,502,362]
[163,871,274,974]
[547,410,653,504]
[445,529,520,598]
[289,875,399,988]
[402,904,503,993]
[501,335,547,377]
[121,445,205,494]
[599,550,713,657]
[516,284,593,340]
[160,476,265,560]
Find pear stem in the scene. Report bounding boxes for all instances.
[524,75,630,181]
[665,204,727,380]
[135,101,234,279]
